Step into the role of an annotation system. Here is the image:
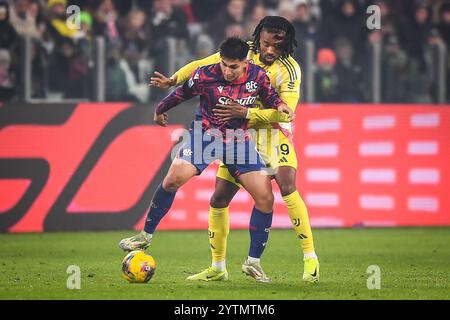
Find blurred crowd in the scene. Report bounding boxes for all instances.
[0,0,448,103]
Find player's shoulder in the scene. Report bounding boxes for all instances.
[195,63,215,74]
[248,62,265,73]
[277,55,301,82]
[278,55,301,69]
[246,40,256,52]
[247,63,267,81]
[192,63,218,81]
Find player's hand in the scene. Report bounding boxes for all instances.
[149,72,177,89]
[214,101,247,122]
[154,111,168,127]
[278,103,295,121]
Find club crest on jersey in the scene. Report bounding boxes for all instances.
[245,81,258,93]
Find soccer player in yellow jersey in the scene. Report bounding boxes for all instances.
[150,16,319,283]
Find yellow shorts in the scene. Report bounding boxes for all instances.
[217,129,298,187]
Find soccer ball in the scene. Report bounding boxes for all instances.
[121,250,156,283]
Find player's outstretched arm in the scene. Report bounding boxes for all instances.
[150,72,178,89]
[154,111,169,127]
[248,107,293,123]
[149,53,220,89]
[172,53,221,85]
[214,101,293,123]
[153,72,200,126]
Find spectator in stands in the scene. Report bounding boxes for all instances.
[292,0,319,64]
[45,0,91,98]
[318,0,366,62]
[9,0,42,39]
[3,0,446,104]
[397,2,433,69]
[372,0,399,41]
[381,34,409,102]
[0,1,18,51]
[46,0,77,42]
[425,27,447,102]
[403,58,433,103]
[437,1,450,48]
[147,0,189,101]
[225,23,245,39]
[93,0,121,45]
[194,32,215,58]
[118,8,152,102]
[105,43,135,102]
[121,8,147,50]
[260,0,280,11]
[173,0,198,25]
[72,11,93,56]
[0,49,14,100]
[436,2,450,102]
[315,48,338,102]
[277,1,295,22]
[29,0,46,38]
[334,37,364,102]
[10,0,45,99]
[190,0,225,23]
[244,3,267,40]
[65,11,93,98]
[147,0,190,45]
[209,0,246,46]
[45,0,74,93]
[172,0,205,57]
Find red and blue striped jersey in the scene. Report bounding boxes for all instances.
[155,63,283,134]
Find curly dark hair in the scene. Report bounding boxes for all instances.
[252,16,298,58]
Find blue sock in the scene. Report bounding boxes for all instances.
[248,207,273,258]
[143,183,176,234]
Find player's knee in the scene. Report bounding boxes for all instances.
[162,176,183,193]
[210,194,231,208]
[279,183,296,196]
[255,193,274,212]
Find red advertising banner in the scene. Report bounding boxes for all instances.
[149,104,450,230]
[0,103,449,232]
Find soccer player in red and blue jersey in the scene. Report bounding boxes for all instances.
[120,38,293,282]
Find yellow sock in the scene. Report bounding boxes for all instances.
[282,191,315,254]
[208,206,230,264]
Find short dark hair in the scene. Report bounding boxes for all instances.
[219,37,249,61]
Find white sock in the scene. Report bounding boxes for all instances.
[247,256,260,264]
[304,251,318,259]
[212,260,226,271]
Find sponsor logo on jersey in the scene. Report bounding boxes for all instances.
[218,96,256,106]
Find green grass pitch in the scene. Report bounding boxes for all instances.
[0,228,449,300]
